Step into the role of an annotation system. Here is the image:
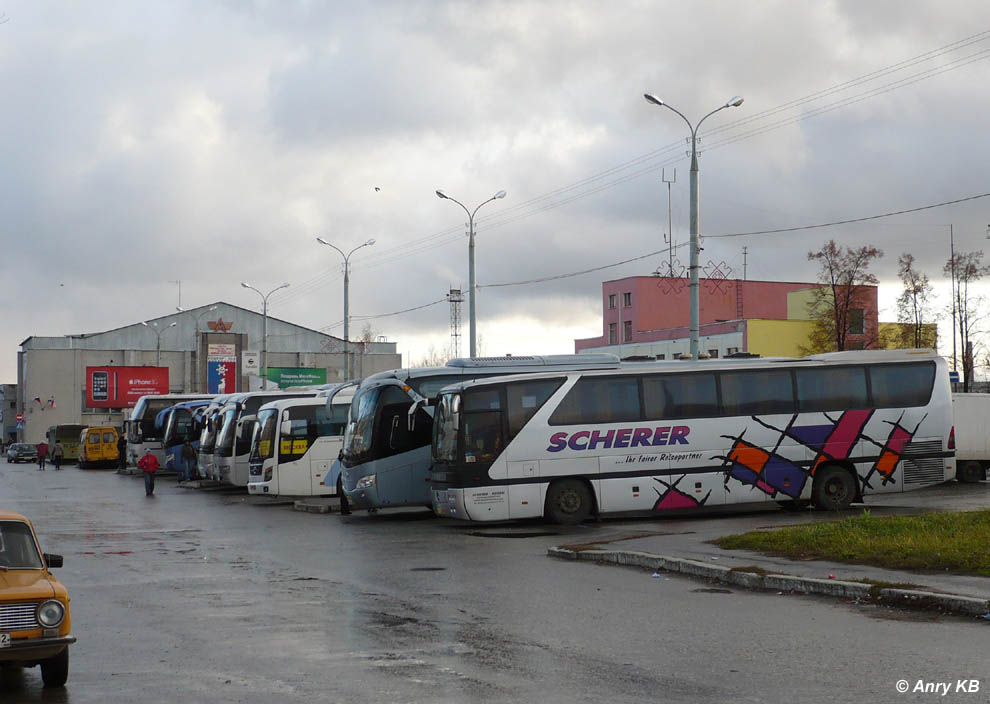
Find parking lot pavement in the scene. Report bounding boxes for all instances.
[551,480,990,611]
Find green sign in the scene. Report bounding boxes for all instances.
[266,367,328,388]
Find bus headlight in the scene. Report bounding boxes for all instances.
[355,474,376,490]
[37,600,65,628]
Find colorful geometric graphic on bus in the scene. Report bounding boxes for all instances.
[652,474,711,510]
[721,409,880,498]
[721,436,807,498]
[862,412,926,488]
[800,409,874,477]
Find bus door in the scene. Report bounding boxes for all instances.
[277,415,316,495]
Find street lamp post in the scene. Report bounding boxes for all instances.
[644,93,743,359]
[316,237,376,380]
[177,305,218,392]
[241,282,290,388]
[435,188,507,358]
[141,321,177,367]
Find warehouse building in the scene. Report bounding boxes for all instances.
[16,302,401,443]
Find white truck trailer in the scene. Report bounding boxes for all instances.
[952,393,990,483]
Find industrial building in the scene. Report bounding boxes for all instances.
[574,275,888,359]
[16,302,402,443]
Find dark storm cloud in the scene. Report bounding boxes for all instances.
[2,0,990,377]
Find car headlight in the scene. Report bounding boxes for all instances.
[355,474,376,489]
[37,600,65,628]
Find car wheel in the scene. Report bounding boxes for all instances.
[957,461,984,484]
[812,465,857,511]
[40,648,69,687]
[544,478,593,524]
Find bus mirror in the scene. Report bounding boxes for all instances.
[407,398,426,432]
[452,410,460,432]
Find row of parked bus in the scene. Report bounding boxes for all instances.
[121,348,960,524]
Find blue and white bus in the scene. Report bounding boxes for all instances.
[246,388,355,497]
[159,399,214,477]
[430,349,955,523]
[339,355,631,513]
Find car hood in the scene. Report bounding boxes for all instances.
[0,570,57,600]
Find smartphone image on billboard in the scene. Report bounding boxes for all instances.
[91,370,109,401]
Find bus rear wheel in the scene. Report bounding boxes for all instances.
[957,461,984,484]
[812,466,856,511]
[545,479,593,525]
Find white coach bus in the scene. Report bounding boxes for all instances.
[246,388,355,497]
[430,350,954,524]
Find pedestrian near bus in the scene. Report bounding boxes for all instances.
[52,441,65,470]
[180,439,198,482]
[36,441,49,470]
[117,434,127,470]
[138,448,159,496]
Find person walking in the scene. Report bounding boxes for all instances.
[36,441,49,470]
[138,448,159,496]
[52,441,65,470]
[117,433,128,470]
[180,439,198,482]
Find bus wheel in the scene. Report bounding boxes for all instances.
[957,461,984,484]
[812,466,856,511]
[545,479,592,525]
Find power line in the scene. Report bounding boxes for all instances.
[270,31,990,308]
[705,192,990,238]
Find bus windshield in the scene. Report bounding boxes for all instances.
[433,393,459,463]
[251,409,278,462]
[163,409,196,446]
[215,408,238,454]
[200,411,221,452]
[343,387,382,460]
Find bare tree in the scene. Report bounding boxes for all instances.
[803,240,883,353]
[414,344,449,368]
[894,253,936,348]
[944,251,990,391]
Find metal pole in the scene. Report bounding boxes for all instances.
[950,225,957,373]
[436,190,506,359]
[468,214,477,358]
[643,94,742,360]
[262,298,269,388]
[688,131,700,360]
[343,256,350,380]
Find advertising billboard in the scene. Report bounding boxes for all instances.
[266,367,327,388]
[207,343,237,393]
[85,366,169,408]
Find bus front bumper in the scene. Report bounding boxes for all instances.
[432,487,467,519]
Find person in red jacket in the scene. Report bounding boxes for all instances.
[36,441,49,470]
[137,449,159,496]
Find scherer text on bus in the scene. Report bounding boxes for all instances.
[546,426,690,452]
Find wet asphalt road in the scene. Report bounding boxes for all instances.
[1,462,987,704]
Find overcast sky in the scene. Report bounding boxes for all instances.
[3,1,990,382]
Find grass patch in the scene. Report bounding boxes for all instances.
[712,509,990,576]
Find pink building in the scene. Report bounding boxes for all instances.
[574,276,879,359]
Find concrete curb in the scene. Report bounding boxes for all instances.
[293,500,335,514]
[547,547,990,617]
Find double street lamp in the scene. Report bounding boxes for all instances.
[241,282,290,388]
[644,92,744,359]
[435,188,507,358]
[316,237,376,380]
[141,321,177,367]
